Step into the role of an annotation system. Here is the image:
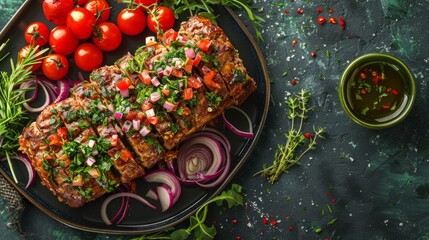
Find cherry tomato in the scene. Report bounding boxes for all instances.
[42,54,69,80]
[147,6,175,33]
[74,43,103,72]
[84,0,111,25]
[42,0,74,25]
[18,45,42,72]
[117,8,146,36]
[66,7,96,39]
[92,22,122,51]
[49,25,79,55]
[24,22,50,47]
[134,0,160,11]
[77,0,88,5]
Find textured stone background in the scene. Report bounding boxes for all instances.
[1,0,429,239]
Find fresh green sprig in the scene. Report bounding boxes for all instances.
[0,42,47,183]
[254,89,325,183]
[133,184,244,240]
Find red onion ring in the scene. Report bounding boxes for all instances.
[221,106,254,138]
[0,154,35,189]
[101,192,156,225]
[22,80,51,113]
[54,79,71,103]
[144,169,182,205]
[19,80,39,103]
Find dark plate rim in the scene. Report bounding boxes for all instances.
[0,2,270,235]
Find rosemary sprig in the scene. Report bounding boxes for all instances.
[0,42,47,183]
[133,184,244,240]
[254,89,325,184]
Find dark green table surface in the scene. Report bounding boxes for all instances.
[1,0,429,239]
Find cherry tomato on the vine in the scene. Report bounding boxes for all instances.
[93,22,122,52]
[18,45,42,72]
[66,7,96,39]
[77,0,88,6]
[42,54,69,80]
[134,0,160,11]
[147,6,175,34]
[84,0,111,25]
[117,8,146,36]
[49,25,79,56]
[74,43,103,72]
[24,22,50,47]
[42,0,74,25]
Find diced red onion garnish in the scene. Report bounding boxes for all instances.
[145,36,156,45]
[101,192,156,225]
[164,66,172,76]
[108,116,112,123]
[179,82,184,89]
[86,157,96,167]
[0,154,35,189]
[163,101,176,111]
[98,101,106,111]
[167,130,231,188]
[145,108,155,118]
[114,112,123,119]
[185,48,196,59]
[157,68,164,78]
[139,126,151,137]
[221,106,254,139]
[125,106,130,114]
[88,139,96,148]
[120,89,129,97]
[175,61,182,68]
[108,104,114,112]
[177,36,187,44]
[92,150,99,156]
[149,64,153,70]
[151,77,160,87]
[122,120,132,132]
[150,92,161,102]
[132,119,141,130]
[144,169,182,205]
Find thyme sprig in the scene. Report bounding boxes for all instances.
[254,89,325,184]
[0,42,47,183]
[133,184,244,240]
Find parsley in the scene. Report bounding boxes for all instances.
[230,69,246,84]
[206,92,222,106]
[134,184,244,240]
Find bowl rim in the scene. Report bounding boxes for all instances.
[338,53,416,129]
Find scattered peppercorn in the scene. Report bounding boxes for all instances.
[236,236,241,240]
[331,198,337,204]
[270,220,278,226]
[289,225,294,231]
[284,10,289,14]
[291,79,297,85]
[310,51,317,57]
[317,16,326,25]
[304,132,314,139]
[339,17,345,30]
[392,89,399,95]
[231,219,238,224]
[292,39,298,47]
[317,7,323,13]
[297,8,304,14]
[262,217,268,224]
[328,8,334,13]
[329,17,337,24]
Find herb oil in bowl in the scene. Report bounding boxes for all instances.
[339,53,416,129]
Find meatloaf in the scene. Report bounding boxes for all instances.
[19,16,257,207]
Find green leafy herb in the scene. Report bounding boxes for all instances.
[254,89,325,183]
[133,184,244,240]
[0,42,47,183]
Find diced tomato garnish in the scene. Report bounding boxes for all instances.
[48,134,63,146]
[171,68,183,78]
[184,58,193,73]
[57,127,68,139]
[88,168,100,178]
[197,39,211,52]
[137,112,145,121]
[125,110,138,120]
[147,116,159,125]
[183,88,194,100]
[203,70,221,88]
[119,149,133,162]
[110,134,119,147]
[139,69,152,85]
[193,54,202,67]
[116,78,132,90]
[72,175,83,187]
[187,76,203,89]
[164,29,178,45]
[161,88,170,97]
[142,101,154,111]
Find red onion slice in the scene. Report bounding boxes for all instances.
[0,154,35,189]
[22,81,51,112]
[144,169,182,204]
[101,192,156,225]
[221,106,254,138]
[157,185,175,212]
[54,79,71,103]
